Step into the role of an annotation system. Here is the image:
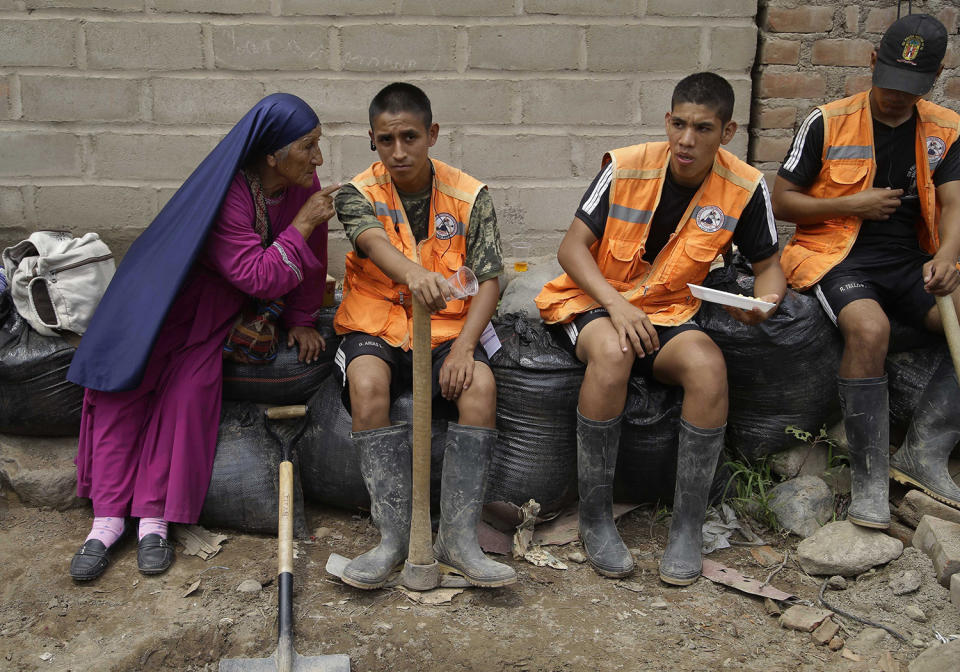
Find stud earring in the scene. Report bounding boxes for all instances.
[370,141,376,151]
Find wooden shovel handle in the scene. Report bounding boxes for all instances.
[407,298,434,566]
[936,294,960,379]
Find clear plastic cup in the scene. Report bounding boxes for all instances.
[513,240,530,272]
[446,266,478,299]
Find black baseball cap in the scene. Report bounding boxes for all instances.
[873,13,947,95]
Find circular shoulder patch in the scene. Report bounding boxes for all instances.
[434,212,458,240]
[926,136,946,165]
[696,205,725,233]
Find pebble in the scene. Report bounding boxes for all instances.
[218,618,233,629]
[47,599,59,609]
[650,600,668,610]
[236,579,262,593]
[827,576,847,590]
[888,569,922,596]
[566,551,586,564]
[313,527,333,539]
[904,605,927,622]
[912,639,926,648]
[39,652,53,661]
[828,637,843,651]
[654,618,665,626]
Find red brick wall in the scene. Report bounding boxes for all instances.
[752,0,960,240]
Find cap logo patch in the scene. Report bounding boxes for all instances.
[899,35,924,64]
[696,205,724,233]
[434,212,459,240]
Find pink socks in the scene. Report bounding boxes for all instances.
[85,516,124,548]
[138,517,168,540]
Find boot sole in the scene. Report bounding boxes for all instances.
[436,561,517,588]
[889,467,960,509]
[659,571,698,586]
[589,562,634,579]
[341,574,388,590]
[846,515,890,529]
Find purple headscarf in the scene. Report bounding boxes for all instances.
[68,93,319,391]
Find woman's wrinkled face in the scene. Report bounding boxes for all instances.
[272,125,324,189]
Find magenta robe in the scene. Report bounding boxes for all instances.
[75,173,327,523]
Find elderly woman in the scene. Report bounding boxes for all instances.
[67,94,339,580]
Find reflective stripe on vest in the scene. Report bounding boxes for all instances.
[334,159,484,349]
[781,90,960,290]
[536,142,763,326]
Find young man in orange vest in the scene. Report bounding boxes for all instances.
[773,14,960,517]
[536,73,786,585]
[332,83,515,589]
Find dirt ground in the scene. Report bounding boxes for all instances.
[2,491,958,672]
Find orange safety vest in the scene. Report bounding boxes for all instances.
[536,142,765,326]
[334,159,484,349]
[781,90,960,290]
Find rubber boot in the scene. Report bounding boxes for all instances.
[839,376,891,529]
[659,420,724,586]
[434,423,517,588]
[576,411,635,578]
[890,359,960,508]
[342,423,412,589]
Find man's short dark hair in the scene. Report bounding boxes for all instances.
[369,82,433,129]
[671,73,735,125]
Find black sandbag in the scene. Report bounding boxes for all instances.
[0,291,82,436]
[222,306,340,404]
[486,313,584,513]
[200,400,308,537]
[613,375,682,503]
[697,265,843,461]
[299,375,448,511]
[887,341,947,432]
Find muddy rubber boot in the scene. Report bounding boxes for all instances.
[434,423,517,588]
[839,376,891,528]
[659,420,724,586]
[342,423,412,590]
[576,411,635,578]
[890,359,960,508]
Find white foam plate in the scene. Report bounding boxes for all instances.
[687,283,776,312]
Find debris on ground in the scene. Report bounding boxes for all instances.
[796,520,903,576]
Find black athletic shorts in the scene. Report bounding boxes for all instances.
[814,249,936,327]
[548,307,701,379]
[333,332,491,414]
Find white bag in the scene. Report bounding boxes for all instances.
[2,231,115,336]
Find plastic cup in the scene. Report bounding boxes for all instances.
[446,266,478,299]
[513,240,530,272]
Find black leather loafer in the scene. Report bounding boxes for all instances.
[137,534,174,575]
[70,539,111,581]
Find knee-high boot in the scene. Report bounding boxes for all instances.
[890,359,960,508]
[576,411,635,578]
[839,376,891,528]
[434,423,517,587]
[659,419,724,586]
[342,423,412,589]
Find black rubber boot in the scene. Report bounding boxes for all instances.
[434,423,517,588]
[342,423,412,590]
[890,359,960,509]
[659,420,724,586]
[839,376,891,528]
[576,411,635,578]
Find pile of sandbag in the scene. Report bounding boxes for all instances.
[697,264,844,461]
[485,314,583,513]
[0,291,83,435]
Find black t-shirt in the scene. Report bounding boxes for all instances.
[575,161,779,264]
[777,107,960,268]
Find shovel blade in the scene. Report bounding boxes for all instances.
[220,651,350,672]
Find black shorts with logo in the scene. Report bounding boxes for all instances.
[548,307,701,379]
[814,247,936,327]
[333,332,491,414]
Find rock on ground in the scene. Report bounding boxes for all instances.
[768,475,834,538]
[912,515,960,587]
[797,520,903,576]
[0,433,82,510]
[778,605,832,632]
[889,569,923,595]
[845,627,888,654]
[908,638,960,672]
[769,443,829,480]
[897,489,960,527]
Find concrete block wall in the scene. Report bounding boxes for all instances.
[753,0,960,243]
[0,0,759,275]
